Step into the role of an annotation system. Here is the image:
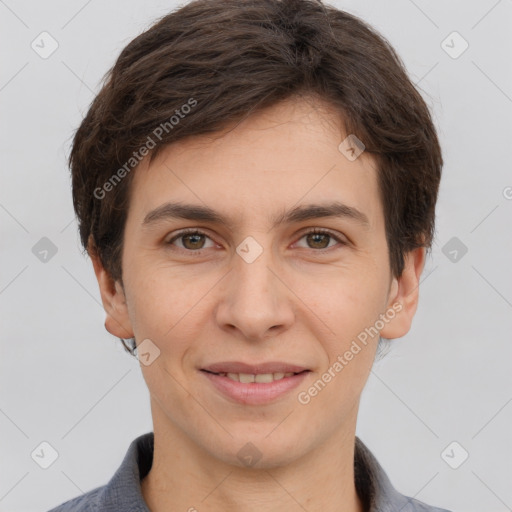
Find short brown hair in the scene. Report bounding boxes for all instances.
[69,0,442,284]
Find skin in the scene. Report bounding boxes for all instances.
[91,94,425,512]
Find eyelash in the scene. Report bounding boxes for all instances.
[166,228,346,254]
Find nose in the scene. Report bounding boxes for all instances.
[214,239,295,342]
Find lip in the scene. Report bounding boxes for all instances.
[202,361,309,374]
[200,361,310,405]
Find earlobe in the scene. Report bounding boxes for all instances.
[88,237,134,340]
[379,247,426,340]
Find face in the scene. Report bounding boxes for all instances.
[93,95,424,468]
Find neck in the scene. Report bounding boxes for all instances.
[141,410,365,512]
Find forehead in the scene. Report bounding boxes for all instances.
[127,96,383,233]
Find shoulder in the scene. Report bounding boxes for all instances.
[354,437,453,512]
[46,432,154,512]
[397,495,452,512]
[46,485,104,512]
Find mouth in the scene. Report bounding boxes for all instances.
[200,362,311,405]
[202,369,308,383]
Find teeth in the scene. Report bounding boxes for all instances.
[239,373,255,383]
[220,372,297,383]
[255,373,273,383]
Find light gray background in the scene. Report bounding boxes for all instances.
[1,1,511,511]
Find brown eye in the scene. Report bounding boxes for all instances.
[305,232,331,249]
[167,230,215,251]
[295,229,345,250]
[181,233,206,250]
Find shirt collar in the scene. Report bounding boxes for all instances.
[94,432,422,512]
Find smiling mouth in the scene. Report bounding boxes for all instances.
[200,366,311,404]
[201,369,309,383]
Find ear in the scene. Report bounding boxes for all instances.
[88,237,134,339]
[379,246,426,340]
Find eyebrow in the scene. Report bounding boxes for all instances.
[142,201,370,230]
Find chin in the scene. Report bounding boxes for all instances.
[203,427,311,470]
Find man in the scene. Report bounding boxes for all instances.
[49,0,449,510]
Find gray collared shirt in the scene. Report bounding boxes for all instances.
[48,432,451,512]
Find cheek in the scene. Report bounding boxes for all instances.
[294,272,388,402]
[296,275,383,411]
[296,262,388,343]
[125,265,215,354]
